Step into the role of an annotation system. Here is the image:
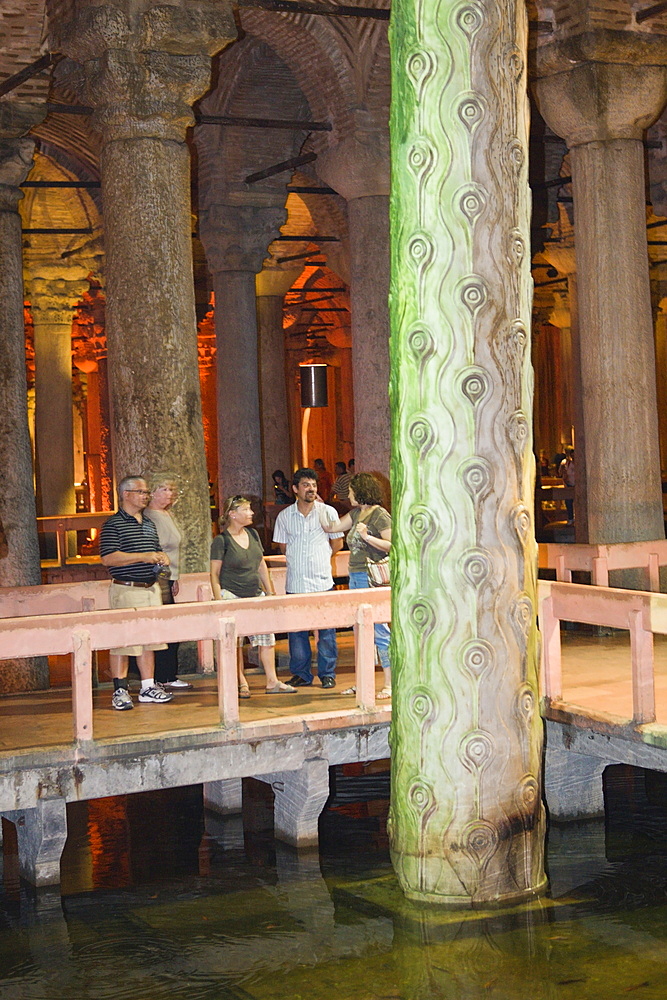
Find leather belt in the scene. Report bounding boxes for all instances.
[112,579,156,590]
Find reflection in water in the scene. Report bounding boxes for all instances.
[0,766,667,998]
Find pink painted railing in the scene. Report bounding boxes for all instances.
[0,588,391,744]
[539,539,667,591]
[538,578,661,725]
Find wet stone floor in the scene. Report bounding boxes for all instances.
[2,765,667,999]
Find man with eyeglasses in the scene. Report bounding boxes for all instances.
[99,476,174,710]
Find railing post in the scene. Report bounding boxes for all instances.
[648,552,660,593]
[354,603,376,710]
[216,616,239,726]
[592,556,609,588]
[629,607,655,725]
[71,627,93,742]
[197,583,215,673]
[540,593,562,702]
[555,554,571,583]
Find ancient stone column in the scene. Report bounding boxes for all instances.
[0,136,42,591]
[53,0,236,570]
[199,204,286,501]
[0,110,49,692]
[28,275,89,522]
[256,267,300,495]
[534,56,667,545]
[388,0,545,903]
[318,138,391,477]
[655,296,667,475]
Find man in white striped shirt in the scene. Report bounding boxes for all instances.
[273,469,344,688]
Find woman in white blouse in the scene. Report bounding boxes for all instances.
[145,475,192,690]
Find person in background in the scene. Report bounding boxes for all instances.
[99,476,173,710]
[273,469,344,688]
[210,495,296,697]
[313,458,333,501]
[348,459,355,474]
[330,461,352,502]
[558,446,575,523]
[272,469,291,505]
[538,450,550,478]
[144,475,192,690]
[320,472,392,699]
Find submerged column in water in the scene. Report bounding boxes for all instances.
[387,0,546,903]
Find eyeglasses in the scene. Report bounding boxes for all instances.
[126,489,151,495]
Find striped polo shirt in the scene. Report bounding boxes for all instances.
[273,501,343,594]
[100,508,162,583]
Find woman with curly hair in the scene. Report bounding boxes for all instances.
[320,472,392,699]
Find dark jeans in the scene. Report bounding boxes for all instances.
[287,589,337,683]
[154,578,180,683]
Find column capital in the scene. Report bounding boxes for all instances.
[51,1,235,143]
[199,204,287,273]
[317,130,390,200]
[533,36,667,145]
[0,137,35,211]
[27,275,91,326]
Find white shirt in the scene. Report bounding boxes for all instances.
[273,501,343,594]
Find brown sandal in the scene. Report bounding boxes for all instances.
[238,684,251,699]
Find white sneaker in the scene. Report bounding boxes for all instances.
[112,687,133,711]
[162,679,193,689]
[138,685,173,704]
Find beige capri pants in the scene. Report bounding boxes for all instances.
[108,582,168,656]
[220,589,275,647]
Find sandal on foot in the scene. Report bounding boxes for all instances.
[238,684,251,699]
[377,686,392,700]
[265,682,297,694]
[341,686,356,696]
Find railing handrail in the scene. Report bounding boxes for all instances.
[538,578,659,726]
[0,587,391,744]
[539,538,667,590]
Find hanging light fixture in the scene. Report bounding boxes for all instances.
[299,363,328,407]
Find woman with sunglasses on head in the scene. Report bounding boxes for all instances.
[319,472,392,699]
[210,496,296,698]
[144,474,193,690]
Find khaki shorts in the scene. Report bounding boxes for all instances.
[220,589,275,647]
[108,582,168,656]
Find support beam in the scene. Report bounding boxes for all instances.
[2,799,68,886]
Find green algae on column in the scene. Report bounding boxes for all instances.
[387,0,546,904]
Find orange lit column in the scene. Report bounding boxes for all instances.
[28,274,89,520]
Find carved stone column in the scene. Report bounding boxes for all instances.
[534,54,667,546]
[388,0,545,903]
[655,294,667,475]
[53,0,235,570]
[318,136,391,477]
[0,134,42,591]
[256,267,300,495]
[28,275,89,522]
[0,106,49,692]
[199,204,286,501]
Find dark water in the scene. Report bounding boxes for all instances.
[2,765,667,1000]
